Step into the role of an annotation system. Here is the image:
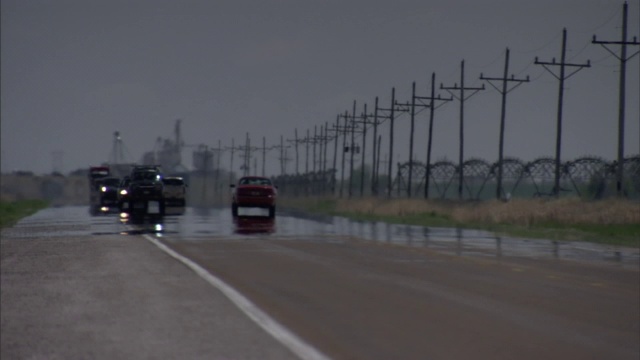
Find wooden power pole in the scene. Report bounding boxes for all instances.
[536,28,590,197]
[593,1,639,197]
[481,48,529,200]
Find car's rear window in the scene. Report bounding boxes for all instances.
[101,178,120,186]
[163,179,184,186]
[133,171,159,181]
[239,178,272,186]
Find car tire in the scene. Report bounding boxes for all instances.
[232,203,238,217]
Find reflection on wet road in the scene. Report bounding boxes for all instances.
[17,206,638,269]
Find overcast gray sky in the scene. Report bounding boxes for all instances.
[2,0,638,176]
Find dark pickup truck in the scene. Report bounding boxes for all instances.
[119,166,165,217]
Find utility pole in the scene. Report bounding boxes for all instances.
[262,137,266,176]
[407,83,417,198]
[271,135,291,176]
[371,97,381,196]
[396,81,452,198]
[315,122,333,194]
[338,111,350,198]
[323,122,329,175]
[339,105,374,198]
[536,28,590,198]
[318,125,323,173]
[254,138,277,177]
[242,133,261,176]
[442,60,485,200]
[305,129,310,174]
[421,73,453,199]
[310,126,316,173]
[359,104,368,197]
[216,140,223,202]
[232,134,259,177]
[593,2,639,197]
[243,133,248,176]
[371,96,382,196]
[329,115,340,195]
[228,138,235,185]
[386,89,395,198]
[481,48,530,200]
[395,83,420,198]
[346,107,368,198]
[349,100,357,198]
[281,135,285,175]
[202,145,209,202]
[294,128,300,174]
[244,133,250,176]
[306,124,328,195]
[375,134,382,190]
[375,88,408,198]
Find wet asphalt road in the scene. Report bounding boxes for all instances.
[1,206,639,359]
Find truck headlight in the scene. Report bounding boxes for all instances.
[101,186,107,192]
[120,189,128,195]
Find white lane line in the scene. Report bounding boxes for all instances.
[142,234,330,360]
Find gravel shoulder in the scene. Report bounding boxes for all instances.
[1,223,300,360]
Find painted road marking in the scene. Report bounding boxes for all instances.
[142,234,329,360]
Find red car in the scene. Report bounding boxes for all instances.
[230,176,277,218]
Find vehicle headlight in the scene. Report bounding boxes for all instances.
[101,186,107,192]
[120,189,128,195]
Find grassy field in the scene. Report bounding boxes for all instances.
[0,200,49,229]
[281,197,640,248]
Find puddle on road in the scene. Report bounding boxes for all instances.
[276,211,639,268]
[157,207,639,268]
[4,206,638,268]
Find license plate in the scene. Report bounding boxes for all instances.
[238,207,268,216]
[148,201,160,214]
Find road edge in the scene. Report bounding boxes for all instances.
[142,234,330,360]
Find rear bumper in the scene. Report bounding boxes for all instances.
[164,197,186,207]
[235,196,275,207]
[119,199,164,215]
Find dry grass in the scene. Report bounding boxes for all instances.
[281,196,639,245]
[316,197,639,226]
